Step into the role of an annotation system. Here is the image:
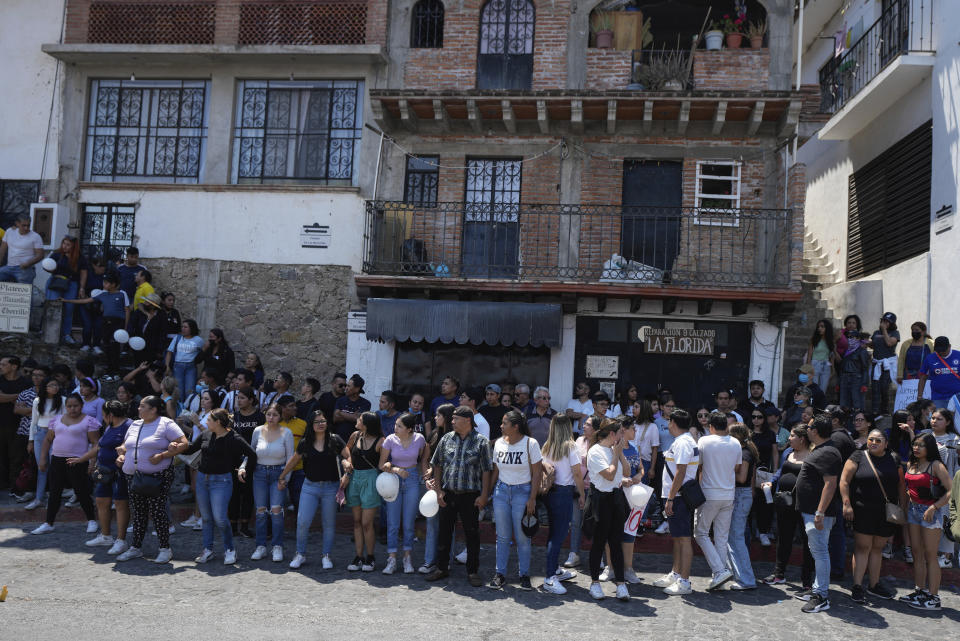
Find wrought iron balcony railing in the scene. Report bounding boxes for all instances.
[363,201,796,289]
[818,0,933,114]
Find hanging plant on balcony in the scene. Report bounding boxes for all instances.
[591,10,615,49]
[747,20,766,48]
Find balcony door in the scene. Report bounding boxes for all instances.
[621,160,682,272]
[462,158,521,278]
[476,0,535,90]
[880,0,909,66]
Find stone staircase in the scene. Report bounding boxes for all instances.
[778,230,842,405]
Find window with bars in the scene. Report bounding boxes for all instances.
[0,181,40,230]
[403,156,439,206]
[477,0,535,90]
[411,0,444,48]
[695,161,741,226]
[232,80,363,185]
[84,80,209,183]
[79,203,136,262]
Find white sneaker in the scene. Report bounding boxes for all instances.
[589,582,605,600]
[708,568,733,591]
[24,498,43,510]
[599,566,612,582]
[250,545,267,560]
[30,522,54,535]
[192,518,203,531]
[321,555,333,570]
[86,520,99,534]
[117,546,143,561]
[555,568,578,582]
[382,556,397,575]
[224,549,237,565]
[289,553,306,569]
[402,556,415,574]
[361,557,375,572]
[653,571,680,588]
[655,521,670,535]
[195,549,215,564]
[85,534,114,547]
[80,344,91,353]
[126,525,133,533]
[271,545,283,562]
[16,491,34,503]
[759,533,771,547]
[180,515,199,528]
[624,568,642,584]
[664,578,692,595]
[616,583,630,601]
[153,547,172,563]
[418,563,436,575]
[563,552,580,567]
[92,346,104,356]
[541,576,567,595]
[938,554,953,569]
[455,548,467,564]
[107,539,128,555]
[64,498,79,508]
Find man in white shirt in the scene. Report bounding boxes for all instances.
[0,214,44,284]
[694,411,742,591]
[459,386,490,440]
[564,381,592,435]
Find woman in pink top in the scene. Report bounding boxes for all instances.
[378,413,429,575]
[30,393,100,535]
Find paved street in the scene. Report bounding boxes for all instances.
[1,520,957,640]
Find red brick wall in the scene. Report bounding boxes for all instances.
[584,50,632,91]
[693,49,770,91]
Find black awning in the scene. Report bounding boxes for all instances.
[366,299,562,348]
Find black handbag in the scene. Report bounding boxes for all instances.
[92,464,116,485]
[128,422,164,497]
[664,450,706,510]
[580,487,596,539]
[47,275,70,293]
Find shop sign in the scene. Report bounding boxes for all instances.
[643,328,715,355]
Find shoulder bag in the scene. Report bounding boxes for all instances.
[863,452,906,525]
[128,422,165,497]
[664,447,706,510]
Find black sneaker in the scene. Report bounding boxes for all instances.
[487,573,505,590]
[238,526,254,539]
[793,588,813,602]
[424,568,449,581]
[802,593,830,613]
[898,588,926,606]
[866,582,896,600]
[347,556,363,572]
[518,576,533,591]
[850,585,866,604]
[761,573,785,585]
[909,592,941,611]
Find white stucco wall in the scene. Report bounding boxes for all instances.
[0,0,63,182]
[345,331,395,407]
[750,320,786,404]
[76,187,367,270]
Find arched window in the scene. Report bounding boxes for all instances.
[476,0,535,90]
[411,0,444,48]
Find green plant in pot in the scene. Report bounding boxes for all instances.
[747,20,766,48]
[718,11,746,48]
[592,10,614,49]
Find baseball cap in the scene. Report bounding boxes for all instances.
[452,405,476,426]
[797,363,815,376]
[881,312,897,324]
[485,383,502,394]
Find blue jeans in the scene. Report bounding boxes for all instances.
[296,479,338,556]
[196,472,234,552]
[493,480,532,577]
[289,469,305,511]
[0,264,36,284]
[802,512,836,597]
[727,486,756,587]
[386,469,420,554]
[45,279,78,339]
[420,479,443,566]
[80,303,102,347]
[839,374,864,409]
[172,361,197,401]
[569,491,583,556]
[33,427,50,497]
[545,484,574,577]
[253,464,285,547]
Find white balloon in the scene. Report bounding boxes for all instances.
[113,329,130,344]
[128,336,146,351]
[624,482,653,512]
[419,489,439,518]
[41,257,57,272]
[90,289,103,298]
[376,471,400,502]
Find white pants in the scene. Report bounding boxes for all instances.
[694,499,734,574]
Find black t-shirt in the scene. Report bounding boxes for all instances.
[778,455,804,493]
[317,392,339,424]
[408,411,429,435]
[232,410,264,444]
[795,443,842,516]
[299,434,346,483]
[296,398,318,424]
[829,429,856,463]
[751,428,777,469]
[849,449,900,508]
[737,446,756,488]
[479,404,509,441]
[0,375,30,427]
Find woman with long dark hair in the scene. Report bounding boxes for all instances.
[419,402,455,574]
[616,383,639,417]
[25,378,64,510]
[164,319,204,398]
[244,352,265,390]
[899,433,953,610]
[44,236,88,345]
[586,419,631,602]
[346,411,384,572]
[243,402,294,562]
[379,412,429,575]
[199,328,236,382]
[870,313,900,416]
[805,319,836,393]
[159,292,182,340]
[229,386,262,538]
[837,314,870,409]
[749,408,778,547]
[852,411,874,449]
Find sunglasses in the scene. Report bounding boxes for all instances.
[752,415,764,419]
[697,412,709,418]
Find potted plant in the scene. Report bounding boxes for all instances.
[718,11,746,48]
[634,48,689,91]
[591,11,614,49]
[705,20,723,50]
[747,20,766,48]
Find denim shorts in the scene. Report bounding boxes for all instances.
[907,501,946,530]
[666,496,693,537]
[346,468,381,509]
[95,473,129,500]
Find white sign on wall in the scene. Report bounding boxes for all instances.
[348,311,367,332]
[586,354,619,379]
[0,282,31,333]
[300,223,331,248]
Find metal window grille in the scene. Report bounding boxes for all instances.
[84,79,209,184]
[87,2,216,45]
[403,156,439,206]
[411,0,444,48]
[79,203,136,261]
[232,80,363,185]
[465,158,522,221]
[479,0,534,55]
[0,181,40,230]
[694,161,741,227]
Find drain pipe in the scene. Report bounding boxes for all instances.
[793,0,804,161]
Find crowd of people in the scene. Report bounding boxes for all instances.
[1,232,960,613]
